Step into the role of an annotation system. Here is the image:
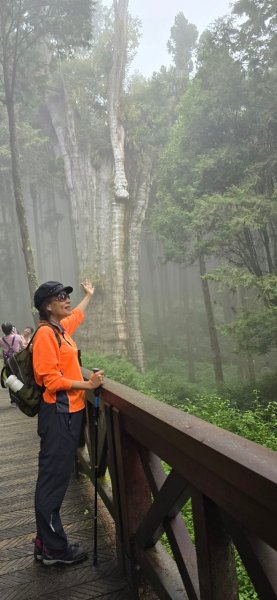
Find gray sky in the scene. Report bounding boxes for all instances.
[103,0,232,76]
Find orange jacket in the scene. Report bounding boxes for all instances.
[32,308,85,413]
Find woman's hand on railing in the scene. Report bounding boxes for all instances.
[71,370,104,391]
[88,370,105,390]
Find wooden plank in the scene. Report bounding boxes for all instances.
[138,449,199,599]
[136,469,190,547]
[104,403,126,574]
[222,513,277,600]
[0,391,131,600]
[135,540,188,600]
[192,490,238,600]
[87,376,276,510]
[165,515,200,600]
[124,414,277,550]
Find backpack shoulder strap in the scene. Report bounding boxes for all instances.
[2,336,12,349]
[36,323,62,348]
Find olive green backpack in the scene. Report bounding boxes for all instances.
[1,324,61,417]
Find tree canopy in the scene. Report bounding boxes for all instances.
[152,1,277,355]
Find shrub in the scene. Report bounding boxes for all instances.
[82,352,276,450]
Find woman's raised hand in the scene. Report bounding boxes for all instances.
[80,280,95,296]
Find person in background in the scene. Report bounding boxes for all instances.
[20,326,34,348]
[0,323,23,357]
[0,322,24,406]
[32,279,104,566]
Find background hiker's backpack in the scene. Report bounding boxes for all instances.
[1,324,61,417]
[2,335,16,364]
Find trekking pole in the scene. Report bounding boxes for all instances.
[92,368,102,566]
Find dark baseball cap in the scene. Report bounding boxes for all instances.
[34,281,73,310]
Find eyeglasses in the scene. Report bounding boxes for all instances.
[54,292,70,302]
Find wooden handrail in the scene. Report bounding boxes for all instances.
[77,370,277,600]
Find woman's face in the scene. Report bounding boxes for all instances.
[46,292,72,321]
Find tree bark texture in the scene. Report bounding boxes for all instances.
[239,288,256,381]
[181,268,196,383]
[108,0,129,202]
[144,234,166,361]
[106,0,130,357]
[0,7,39,315]
[46,89,124,354]
[46,79,150,363]
[126,167,152,371]
[5,97,38,311]
[199,253,224,386]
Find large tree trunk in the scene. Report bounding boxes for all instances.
[0,9,38,312]
[46,83,130,356]
[108,0,129,202]
[199,253,224,386]
[107,0,129,355]
[110,199,128,355]
[30,181,43,278]
[44,0,148,362]
[182,268,196,383]
[5,96,38,313]
[46,89,118,352]
[126,167,152,371]
[239,288,256,382]
[144,234,165,362]
[0,175,20,321]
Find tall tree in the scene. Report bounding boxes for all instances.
[108,0,129,202]
[42,6,145,363]
[124,60,191,369]
[153,5,277,366]
[108,0,129,356]
[0,0,93,307]
[167,12,198,77]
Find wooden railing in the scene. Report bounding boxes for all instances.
[76,370,277,600]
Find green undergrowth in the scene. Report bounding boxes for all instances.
[82,352,276,450]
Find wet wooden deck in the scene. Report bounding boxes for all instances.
[0,389,132,600]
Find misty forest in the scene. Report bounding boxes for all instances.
[0,1,277,596]
[0,0,277,449]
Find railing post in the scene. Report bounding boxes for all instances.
[192,490,239,600]
[104,403,126,574]
[111,407,152,593]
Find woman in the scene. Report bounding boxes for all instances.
[0,322,23,360]
[0,323,24,405]
[32,279,104,566]
[20,326,34,348]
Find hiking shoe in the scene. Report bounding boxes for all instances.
[34,538,81,562]
[42,544,88,566]
[33,537,44,561]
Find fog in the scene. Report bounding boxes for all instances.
[103,0,231,76]
[0,0,276,387]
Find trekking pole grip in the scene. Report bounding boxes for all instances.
[92,367,102,402]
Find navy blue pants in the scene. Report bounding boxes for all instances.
[35,401,84,554]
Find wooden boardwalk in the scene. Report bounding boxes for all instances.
[0,389,131,600]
